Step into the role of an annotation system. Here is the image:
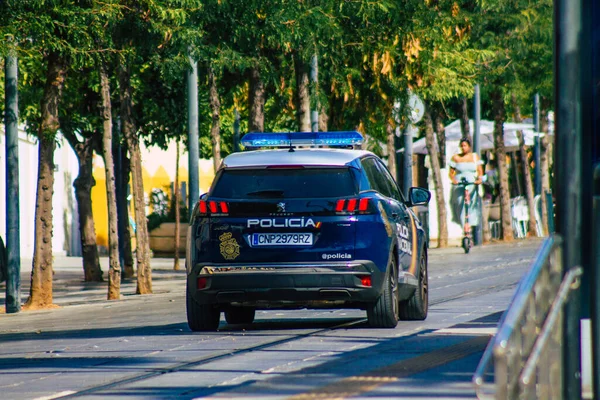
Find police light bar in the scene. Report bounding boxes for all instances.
[240,131,364,148]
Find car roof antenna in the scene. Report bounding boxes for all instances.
[288,139,295,152]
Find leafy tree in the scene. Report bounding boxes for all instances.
[112,0,201,294]
[324,0,492,246]
[467,0,523,241]
[466,0,553,240]
[413,1,494,247]
[0,0,124,308]
[508,0,553,235]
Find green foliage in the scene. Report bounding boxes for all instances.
[0,0,553,158]
[469,0,553,108]
[146,188,189,231]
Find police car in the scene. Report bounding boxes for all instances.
[185,131,431,331]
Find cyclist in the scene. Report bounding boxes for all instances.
[449,138,484,247]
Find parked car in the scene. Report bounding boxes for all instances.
[185,132,431,331]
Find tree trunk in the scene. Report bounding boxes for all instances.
[25,52,67,310]
[459,97,472,143]
[99,61,121,300]
[386,119,396,178]
[294,53,311,131]
[120,151,135,278]
[129,143,152,294]
[119,61,152,295]
[248,67,265,132]
[491,90,514,241]
[516,133,537,236]
[174,140,181,271]
[434,108,446,168]
[65,132,103,282]
[510,152,522,197]
[482,196,491,243]
[511,94,537,237]
[424,110,448,248]
[208,67,222,172]
[319,110,329,132]
[539,104,552,235]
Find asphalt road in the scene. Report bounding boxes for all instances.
[0,238,544,400]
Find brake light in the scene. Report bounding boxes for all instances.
[335,198,373,214]
[198,200,229,216]
[360,275,372,287]
[197,277,208,289]
[347,199,357,212]
[358,198,369,212]
[220,201,229,213]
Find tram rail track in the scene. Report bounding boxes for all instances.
[53,279,516,399]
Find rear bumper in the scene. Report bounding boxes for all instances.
[187,260,388,308]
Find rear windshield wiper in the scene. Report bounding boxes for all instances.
[245,189,285,198]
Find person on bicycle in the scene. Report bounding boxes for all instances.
[449,138,484,239]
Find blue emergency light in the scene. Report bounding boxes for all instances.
[240,131,364,148]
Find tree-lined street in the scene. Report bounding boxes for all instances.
[1,0,553,309]
[0,239,542,399]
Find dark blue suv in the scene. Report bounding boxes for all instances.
[185,132,431,330]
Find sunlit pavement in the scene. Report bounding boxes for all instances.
[0,238,543,400]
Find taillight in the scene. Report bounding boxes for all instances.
[198,200,229,216]
[358,198,369,212]
[335,198,373,214]
[220,201,229,213]
[359,275,372,287]
[197,277,208,289]
[347,199,357,212]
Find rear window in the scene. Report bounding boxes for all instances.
[211,167,358,199]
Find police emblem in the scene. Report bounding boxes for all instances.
[219,232,240,260]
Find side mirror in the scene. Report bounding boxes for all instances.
[407,187,431,207]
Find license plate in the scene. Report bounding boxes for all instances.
[251,233,313,246]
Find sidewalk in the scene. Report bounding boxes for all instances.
[0,256,187,310]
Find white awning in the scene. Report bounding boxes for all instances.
[406,119,547,155]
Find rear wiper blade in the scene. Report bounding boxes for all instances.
[245,189,285,198]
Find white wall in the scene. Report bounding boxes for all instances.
[2,128,215,258]
[0,128,78,258]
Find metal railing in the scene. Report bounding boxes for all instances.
[473,235,583,399]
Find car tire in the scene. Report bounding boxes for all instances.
[367,256,399,328]
[225,307,256,325]
[399,250,428,321]
[186,290,221,332]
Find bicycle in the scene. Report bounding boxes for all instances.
[457,178,475,254]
